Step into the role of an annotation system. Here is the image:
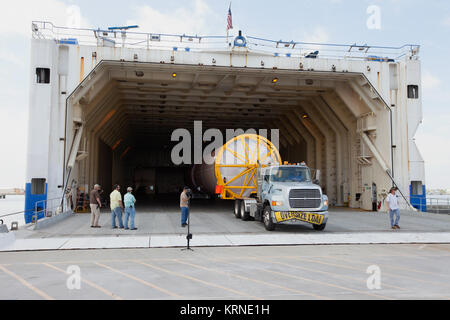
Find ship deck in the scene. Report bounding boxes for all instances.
[1,199,449,252]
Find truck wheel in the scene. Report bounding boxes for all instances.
[313,223,327,231]
[263,206,276,231]
[234,200,242,219]
[241,200,250,221]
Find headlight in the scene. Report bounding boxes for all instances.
[324,200,329,207]
[272,201,283,207]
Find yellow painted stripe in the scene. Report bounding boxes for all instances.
[173,259,329,300]
[95,262,181,298]
[135,260,262,300]
[296,256,449,299]
[325,256,450,291]
[42,263,123,300]
[8,252,438,268]
[279,256,408,292]
[249,258,393,300]
[334,254,450,278]
[0,265,54,300]
[215,256,408,291]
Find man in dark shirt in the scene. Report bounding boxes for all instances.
[180,187,191,228]
[90,184,102,228]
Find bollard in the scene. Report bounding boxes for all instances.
[11,222,18,231]
[0,220,8,233]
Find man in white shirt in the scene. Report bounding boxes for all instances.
[386,187,400,230]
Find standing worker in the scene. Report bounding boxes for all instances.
[386,187,401,230]
[65,186,73,211]
[90,184,102,228]
[180,187,191,228]
[110,184,124,229]
[124,187,137,231]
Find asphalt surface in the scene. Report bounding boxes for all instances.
[0,244,449,300]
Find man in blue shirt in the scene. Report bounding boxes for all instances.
[124,187,137,230]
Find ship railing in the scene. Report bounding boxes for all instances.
[0,209,29,231]
[32,197,69,224]
[0,209,32,220]
[31,21,420,62]
[425,197,450,214]
[0,197,65,229]
[393,195,450,214]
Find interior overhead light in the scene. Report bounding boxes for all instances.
[302,114,309,119]
[135,71,144,77]
[120,147,132,159]
[112,139,123,151]
[272,78,279,84]
[172,73,177,78]
[95,109,116,132]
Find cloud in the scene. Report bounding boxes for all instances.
[302,26,330,44]
[0,0,90,37]
[442,16,450,27]
[125,0,221,35]
[0,108,28,188]
[415,113,450,189]
[0,49,24,67]
[422,71,441,90]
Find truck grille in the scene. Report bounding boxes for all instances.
[289,189,321,209]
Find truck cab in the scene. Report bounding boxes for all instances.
[236,164,329,231]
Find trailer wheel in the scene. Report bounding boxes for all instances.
[313,223,327,231]
[263,206,275,231]
[241,200,250,221]
[234,200,242,219]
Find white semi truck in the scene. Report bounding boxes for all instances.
[191,134,329,231]
[234,164,329,231]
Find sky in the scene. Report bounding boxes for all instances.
[0,0,449,189]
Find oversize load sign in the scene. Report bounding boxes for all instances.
[275,211,324,225]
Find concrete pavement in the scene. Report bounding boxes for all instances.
[0,244,448,300]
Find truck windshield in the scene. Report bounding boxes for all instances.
[270,167,311,183]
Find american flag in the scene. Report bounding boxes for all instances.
[227,4,233,31]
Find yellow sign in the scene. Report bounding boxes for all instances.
[274,211,324,225]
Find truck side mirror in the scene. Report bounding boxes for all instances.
[313,179,320,185]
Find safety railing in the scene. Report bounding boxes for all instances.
[0,208,31,230]
[31,21,420,62]
[31,197,67,224]
[0,197,68,228]
[389,195,450,214]
[426,197,450,214]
